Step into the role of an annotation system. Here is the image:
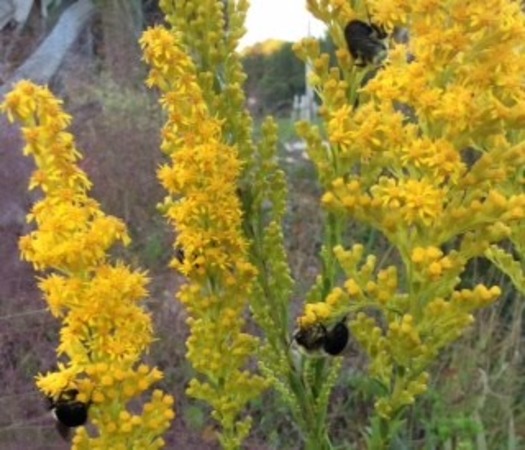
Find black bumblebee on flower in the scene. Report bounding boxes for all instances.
[293,318,349,356]
[344,18,388,67]
[47,388,90,440]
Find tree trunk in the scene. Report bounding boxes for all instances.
[0,0,95,97]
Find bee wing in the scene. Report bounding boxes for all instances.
[349,36,386,54]
[55,420,72,441]
[323,322,349,356]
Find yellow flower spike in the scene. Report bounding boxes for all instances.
[142,14,265,447]
[2,80,173,447]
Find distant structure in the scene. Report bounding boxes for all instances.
[291,19,317,122]
[292,93,317,121]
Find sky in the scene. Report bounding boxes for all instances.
[238,0,327,50]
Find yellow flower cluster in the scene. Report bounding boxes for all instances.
[295,0,525,422]
[1,81,173,448]
[158,0,255,162]
[141,26,266,448]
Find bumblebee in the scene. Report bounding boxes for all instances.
[344,19,388,67]
[48,389,89,440]
[175,246,185,264]
[174,246,203,271]
[293,319,349,356]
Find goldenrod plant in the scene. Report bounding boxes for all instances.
[294,0,525,447]
[140,24,268,450]
[3,0,524,448]
[143,0,525,448]
[141,1,355,449]
[1,81,174,449]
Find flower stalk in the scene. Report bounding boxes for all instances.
[1,80,174,449]
[141,24,267,449]
[295,0,525,445]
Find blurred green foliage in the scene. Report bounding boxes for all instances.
[241,34,336,118]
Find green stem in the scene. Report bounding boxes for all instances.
[368,415,392,450]
[368,407,407,450]
[321,211,344,298]
[242,191,334,448]
[305,429,333,450]
[286,356,334,448]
